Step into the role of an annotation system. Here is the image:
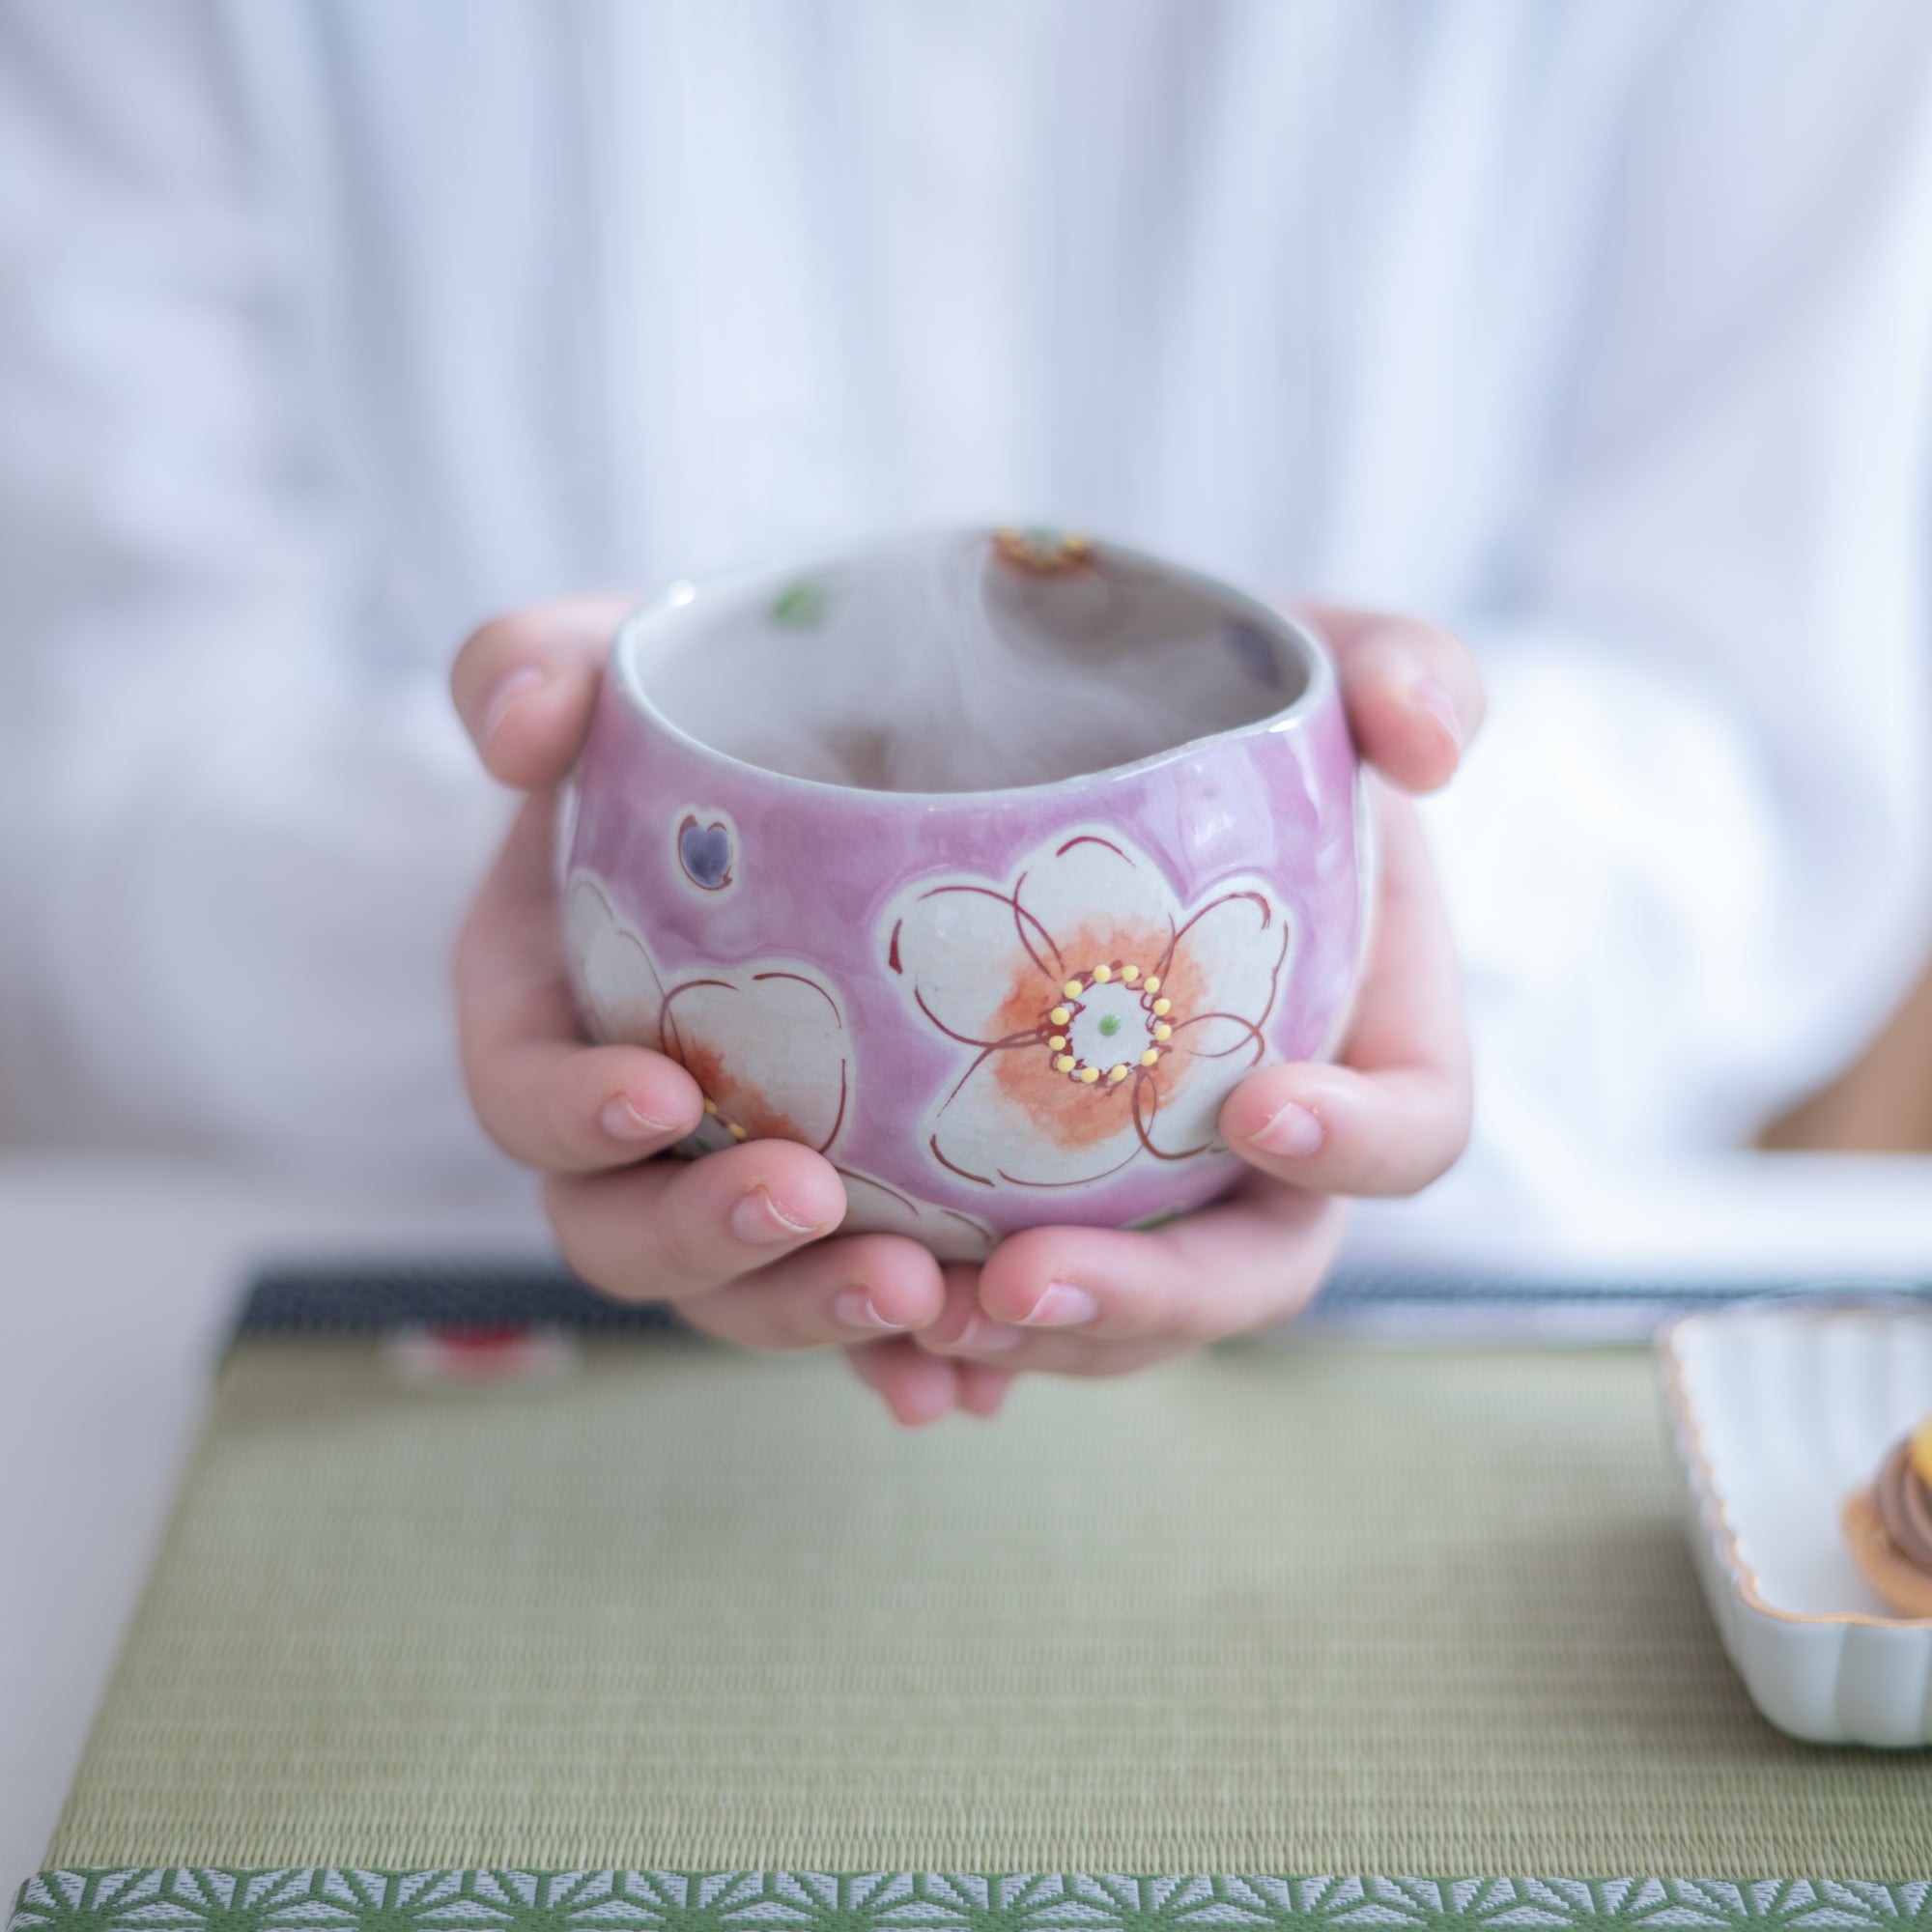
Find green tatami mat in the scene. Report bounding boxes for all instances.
[44,1339,1932,1875]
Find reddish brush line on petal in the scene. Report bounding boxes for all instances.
[1132,1071,1216,1162]
[1152,886,1275,997]
[1171,1010,1267,1064]
[914,988,1047,1055]
[815,1059,849,1154]
[1170,889,1272,952]
[1009,871,1064,979]
[838,1167,916,1213]
[995,1145,1140,1190]
[660,977,734,1033]
[1257,918,1292,1029]
[917,882,1062,981]
[1054,832,1131,863]
[940,1044,1000,1110]
[752,970,843,1024]
[931,1134,997,1188]
[1151,914,1181,979]
[659,979,735,1078]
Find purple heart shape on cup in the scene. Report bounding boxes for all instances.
[677,816,732,891]
[562,527,1368,1261]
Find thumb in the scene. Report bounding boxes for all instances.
[450,594,636,790]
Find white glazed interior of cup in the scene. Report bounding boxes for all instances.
[622,527,1317,794]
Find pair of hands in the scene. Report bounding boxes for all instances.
[450,596,1482,1425]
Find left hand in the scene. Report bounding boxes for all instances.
[849,604,1482,1424]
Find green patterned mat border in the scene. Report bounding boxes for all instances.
[11,1873,1931,1932]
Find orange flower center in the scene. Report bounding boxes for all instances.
[675,1036,808,1148]
[981,923,1204,1152]
[1039,961,1175,1089]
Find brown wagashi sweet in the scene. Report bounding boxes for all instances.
[1843,1414,1932,1619]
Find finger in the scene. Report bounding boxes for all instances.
[543,1140,848,1303]
[449,593,635,790]
[456,795,707,1170]
[1294,601,1485,794]
[848,1339,966,1427]
[947,1180,1345,1364]
[1219,790,1471,1196]
[472,1039,707,1172]
[902,1265,1032,1402]
[676,1234,946,1350]
[955,1364,1015,1418]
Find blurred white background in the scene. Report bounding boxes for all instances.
[0,0,1929,1191]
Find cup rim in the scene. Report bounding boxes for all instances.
[610,526,1340,807]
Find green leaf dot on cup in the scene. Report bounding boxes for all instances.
[770,579,829,628]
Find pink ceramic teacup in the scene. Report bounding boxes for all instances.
[560,527,1368,1260]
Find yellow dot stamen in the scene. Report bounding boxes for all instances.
[1055,1054,1076,1073]
[1143,976,1161,994]
[1151,997,1172,1016]
[1093,963,1113,982]
[1063,980,1084,1000]
[1049,1005,1071,1027]
[702,1098,718,1115]
[728,1122,749,1142]
[1048,1035,1066,1051]
[1153,1022,1172,1042]
[1140,1049,1159,1067]
[1122,965,1141,983]
[1108,1064,1129,1083]
[1078,1065,1100,1084]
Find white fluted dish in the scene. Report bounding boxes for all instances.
[1658,1300,1932,1747]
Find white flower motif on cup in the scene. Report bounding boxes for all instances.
[567,875,849,1154]
[567,875,998,1258]
[882,832,1292,1190]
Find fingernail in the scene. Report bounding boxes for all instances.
[1251,1100,1325,1159]
[1411,675,1463,753]
[1020,1280,1099,1327]
[600,1094,672,1142]
[480,667,549,747]
[957,1315,1025,1353]
[728,1186,821,1245]
[833,1288,904,1332]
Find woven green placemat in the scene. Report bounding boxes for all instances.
[36,1338,1932,1878]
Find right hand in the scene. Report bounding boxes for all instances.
[449,599,1008,1424]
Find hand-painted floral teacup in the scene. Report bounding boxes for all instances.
[561,526,1368,1260]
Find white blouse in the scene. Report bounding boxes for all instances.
[1,0,1928,1209]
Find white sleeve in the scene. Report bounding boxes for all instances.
[1428,0,1932,1195]
[0,1,514,1179]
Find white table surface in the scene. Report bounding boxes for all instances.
[2,1149,1929,1888]
[0,1152,551,1889]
